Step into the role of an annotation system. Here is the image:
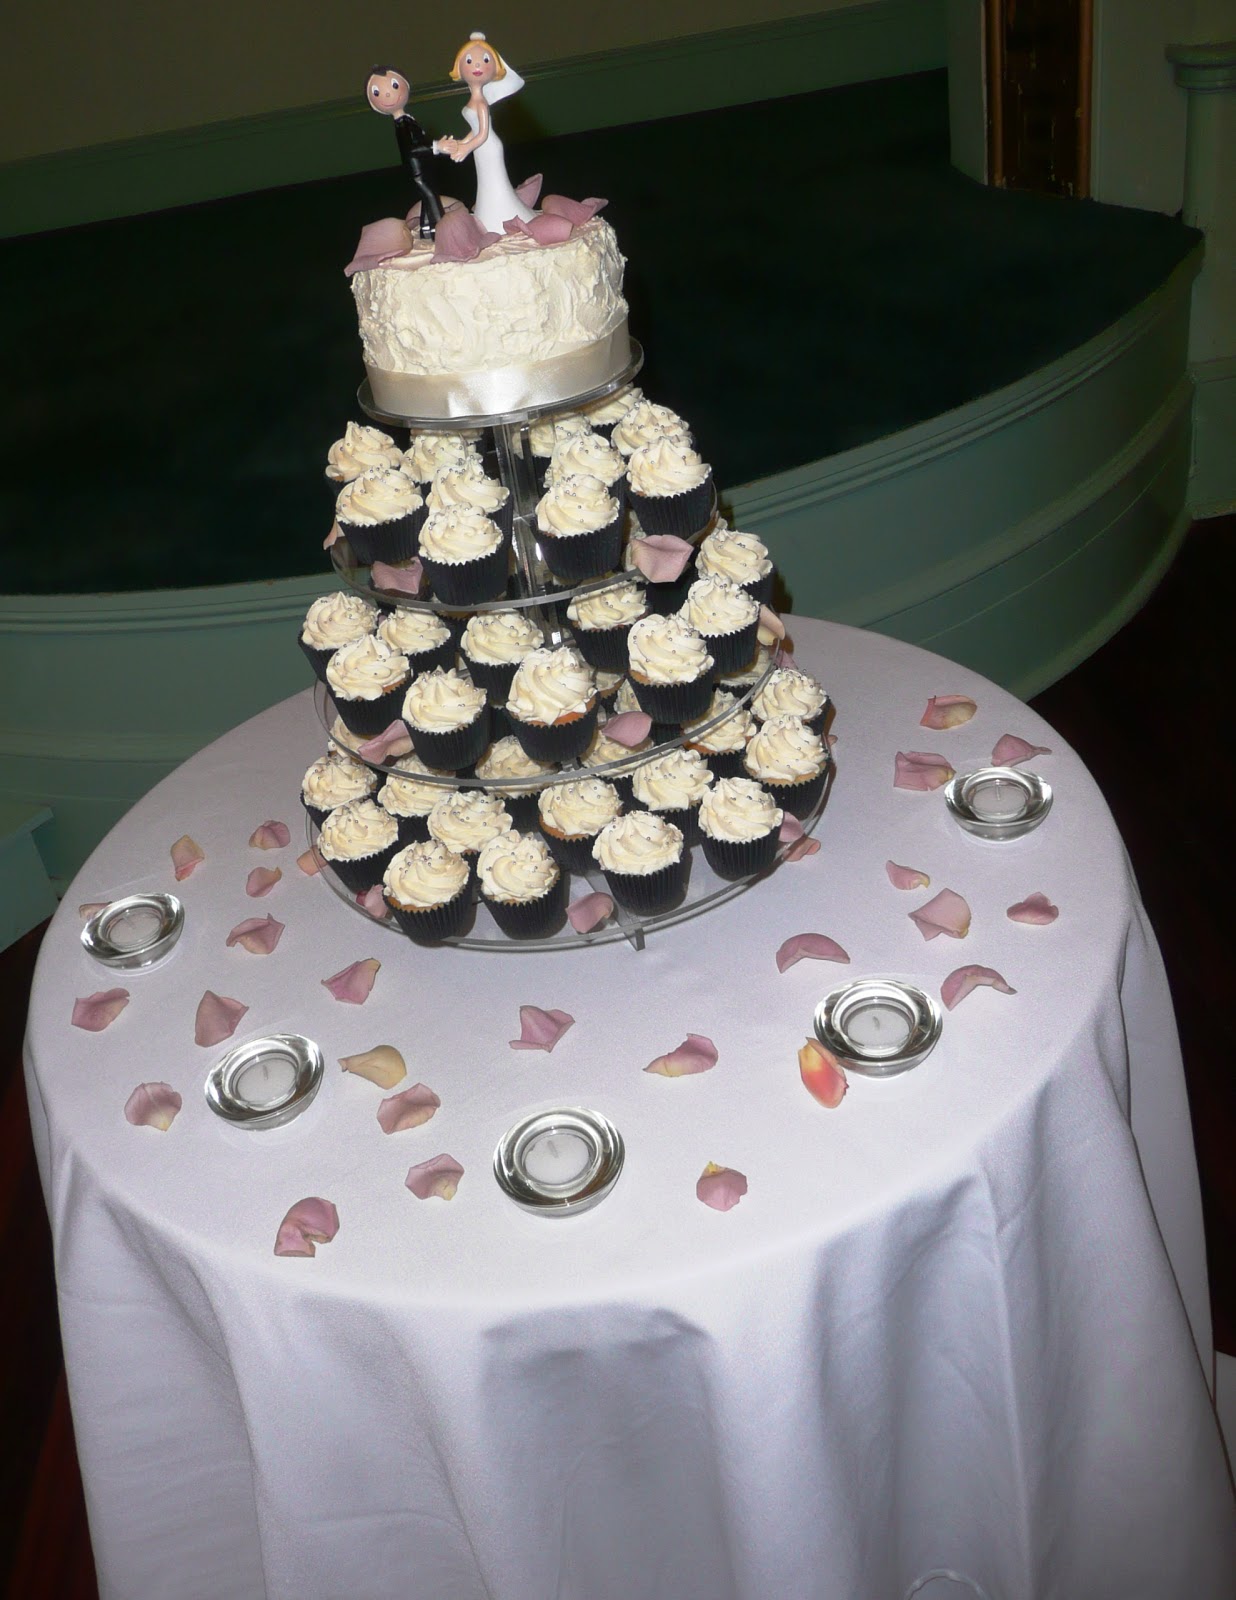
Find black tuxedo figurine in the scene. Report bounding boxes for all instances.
[366,67,444,240]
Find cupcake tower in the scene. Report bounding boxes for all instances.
[301,383,832,946]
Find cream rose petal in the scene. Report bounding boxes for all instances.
[340,1045,407,1089]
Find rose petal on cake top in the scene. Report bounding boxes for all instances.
[124,1082,183,1131]
[909,889,972,941]
[778,815,821,861]
[886,860,931,891]
[894,751,955,791]
[249,820,291,850]
[775,933,851,973]
[799,1038,848,1108]
[340,1045,406,1089]
[567,891,614,934]
[225,915,285,955]
[324,520,341,550]
[921,694,977,730]
[297,847,324,877]
[432,209,499,262]
[171,835,204,880]
[194,991,248,1047]
[371,558,424,596]
[515,173,544,207]
[696,1163,748,1211]
[941,965,1017,1010]
[757,606,786,643]
[507,213,574,246]
[1007,892,1059,925]
[344,217,413,276]
[78,901,109,919]
[72,989,130,1032]
[629,534,694,584]
[274,1197,340,1257]
[246,867,282,898]
[992,733,1051,766]
[541,194,607,224]
[356,886,388,920]
[510,1006,575,1052]
[645,1034,718,1077]
[322,959,381,1005]
[377,1082,441,1133]
[405,1154,464,1201]
[358,721,415,763]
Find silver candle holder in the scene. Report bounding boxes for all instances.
[205,1034,324,1130]
[944,766,1052,841]
[81,893,184,971]
[494,1107,624,1216]
[814,977,942,1077]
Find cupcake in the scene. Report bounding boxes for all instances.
[719,641,779,693]
[528,413,593,482]
[383,839,474,943]
[545,431,627,508]
[326,635,411,737]
[426,460,513,538]
[316,798,401,893]
[696,527,775,605]
[377,760,457,845]
[614,675,680,746]
[682,689,754,779]
[301,751,379,829]
[698,777,784,880]
[426,789,513,879]
[535,473,623,582]
[324,422,403,493]
[506,646,599,762]
[594,668,624,710]
[476,831,566,938]
[624,517,697,615]
[751,667,830,735]
[625,613,715,724]
[579,383,643,439]
[418,505,509,605]
[376,607,457,677]
[626,439,713,537]
[459,610,544,703]
[402,667,489,770]
[475,737,557,830]
[677,575,761,674]
[611,400,691,458]
[630,747,714,844]
[566,579,647,672]
[580,721,651,803]
[334,466,425,566]
[592,811,686,915]
[537,777,623,872]
[743,715,830,819]
[404,431,482,486]
[299,591,379,683]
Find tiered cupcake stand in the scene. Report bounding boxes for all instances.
[309,350,829,951]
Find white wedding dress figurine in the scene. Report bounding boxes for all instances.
[441,33,537,234]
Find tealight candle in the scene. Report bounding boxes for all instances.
[106,905,165,951]
[840,1000,913,1056]
[522,1130,592,1188]
[968,778,1027,821]
[235,1055,298,1108]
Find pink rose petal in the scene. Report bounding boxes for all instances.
[921,694,977,730]
[246,866,282,898]
[1007,892,1059,925]
[909,888,971,941]
[540,193,606,224]
[377,1083,441,1133]
[696,1163,748,1211]
[194,991,248,1047]
[507,212,574,245]
[758,605,786,641]
[225,914,285,955]
[344,216,413,275]
[629,534,694,584]
[356,886,388,920]
[992,733,1051,767]
[778,814,822,861]
[799,1038,848,1107]
[78,901,109,919]
[515,173,544,207]
[249,820,291,850]
[775,932,851,973]
[826,732,837,748]
[405,1154,464,1201]
[171,835,204,880]
[274,1197,340,1257]
[124,1081,182,1130]
[297,847,324,877]
[324,520,341,550]
[886,860,931,891]
[941,965,1017,1010]
[894,751,955,791]
[784,834,822,861]
[370,559,424,596]
[510,1005,575,1051]
[72,988,130,1032]
[322,958,381,1004]
[358,721,415,762]
[645,1033,718,1077]
[567,891,614,934]
[432,209,499,262]
[602,710,652,747]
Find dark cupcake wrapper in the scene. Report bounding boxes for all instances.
[745,764,829,820]
[396,637,458,678]
[385,883,475,944]
[384,811,433,847]
[741,569,776,606]
[700,828,779,881]
[484,871,568,939]
[332,680,410,738]
[492,791,542,832]
[339,507,425,568]
[689,746,748,781]
[461,653,522,703]
[570,620,635,674]
[539,822,607,874]
[539,514,624,584]
[420,538,510,606]
[405,706,491,772]
[638,555,698,616]
[627,474,714,539]
[602,853,688,915]
[322,839,401,895]
[508,700,599,763]
[631,800,703,847]
[628,672,715,725]
[298,632,336,685]
[700,619,761,676]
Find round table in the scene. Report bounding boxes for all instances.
[25,617,1236,1600]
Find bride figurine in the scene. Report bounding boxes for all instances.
[437,32,537,234]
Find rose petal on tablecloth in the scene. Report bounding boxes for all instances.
[567,891,614,933]
[405,1154,464,1200]
[246,867,282,898]
[921,694,977,730]
[171,835,204,880]
[696,1163,748,1211]
[377,1083,441,1133]
[776,933,850,973]
[225,914,285,955]
[778,815,822,861]
[894,751,955,791]
[124,1082,182,1130]
[78,901,109,919]
[339,1045,406,1088]
[72,989,130,1032]
[359,722,415,763]
[370,559,424,596]
[297,847,324,877]
[799,1038,849,1108]
[510,1006,575,1051]
[356,886,388,920]
[992,733,1051,766]
[758,606,786,644]
[1007,892,1059,925]
[603,710,652,747]
[629,534,693,584]
[194,991,248,1047]
[909,889,971,941]
[274,1197,339,1258]
[322,959,381,1004]
[886,860,930,891]
[249,820,291,850]
[941,965,1017,1010]
[645,1034,718,1076]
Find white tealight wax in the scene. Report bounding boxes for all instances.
[522,1130,593,1188]
[236,1055,298,1108]
[107,906,164,952]
[969,778,1027,821]
[841,1001,913,1056]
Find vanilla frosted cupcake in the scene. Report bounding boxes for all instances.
[631,746,714,843]
[581,720,651,801]
[538,776,623,871]
[683,689,754,778]
[506,645,598,762]
[418,506,509,605]
[535,473,623,581]
[626,439,713,537]
[404,431,482,486]
[699,776,784,880]
[317,797,401,892]
[545,431,626,498]
[566,578,647,672]
[325,422,403,490]
[594,667,624,709]
[751,667,829,734]
[580,383,643,438]
[696,527,775,604]
[299,591,379,683]
[301,751,379,827]
[677,575,761,673]
[376,607,456,677]
[335,466,425,566]
[427,789,513,877]
[383,838,473,943]
[719,641,779,692]
[460,610,544,702]
[401,667,489,770]
[529,413,593,478]
[623,518,696,615]
[592,810,686,914]
[626,613,715,723]
[743,714,830,819]
[476,831,566,938]
[611,400,691,458]
[476,736,556,829]
[426,461,512,537]
[377,758,457,845]
[326,634,411,737]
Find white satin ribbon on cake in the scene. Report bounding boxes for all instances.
[366,324,633,422]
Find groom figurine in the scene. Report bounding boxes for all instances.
[365,66,444,240]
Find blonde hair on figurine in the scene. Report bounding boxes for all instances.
[449,31,508,82]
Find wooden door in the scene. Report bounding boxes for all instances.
[986,0,1093,196]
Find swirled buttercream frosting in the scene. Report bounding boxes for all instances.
[404,432,482,482]
[535,473,619,538]
[612,401,691,457]
[696,528,773,586]
[379,758,456,819]
[507,647,596,725]
[318,798,398,862]
[427,465,510,519]
[402,667,486,732]
[582,383,643,428]
[476,736,556,794]
[546,431,625,487]
[752,668,828,724]
[613,678,642,715]
[302,591,379,649]
[627,614,714,685]
[476,831,560,903]
[383,839,470,909]
[427,790,513,855]
[418,505,504,565]
[592,810,683,874]
[538,777,623,838]
[461,610,544,665]
[325,422,403,482]
[684,690,753,753]
[377,607,452,656]
[326,635,409,700]
[336,465,423,526]
[699,776,783,841]
[567,580,646,632]
[627,439,710,498]
[302,752,379,810]
[678,575,759,636]
[631,747,714,811]
[744,715,827,782]
[529,412,593,458]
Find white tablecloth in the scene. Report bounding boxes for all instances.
[25,617,1235,1600]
